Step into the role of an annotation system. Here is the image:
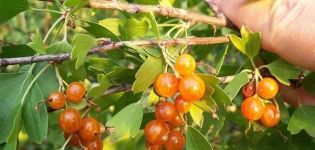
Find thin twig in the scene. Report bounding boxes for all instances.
[87,1,226,27]
[0,36,229,67]
[102,85,132,96]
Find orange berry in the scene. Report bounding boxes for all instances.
[258,78,279,99]
[59,108,82,133]
[154,73,178,97]
[66,82,86,103]
[78,117,101,142]
[241,97,264,121]
[164,131,185,150]
[175,54,196,76]
[178,74,205,101]
[174,95,191,113]
[155,101,177,123]
[144,120,169,145]
[261,104,280,127]
[47,91,66,109]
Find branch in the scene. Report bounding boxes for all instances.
[0,37,229,67]
[101,75,239,96]
[88,1,226,27]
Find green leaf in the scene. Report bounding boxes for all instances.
[146,12,160,39]
[64,0,88,12]
[83,21,120,41]
[106,102,143,141]
[302,72,315,94]
[22,83,47,144]
[27,30,46,54]
[99,18,121,36]
[46,40,72,54]
[0,0,29,24]
[0,44,35,58]
[212,85,232,106]
[229,26,261,59]
[201,110,225,139]
[106,67,137,84]
[0,73,29,143]
[197,74,220,86]
[276,97,289,124]
[185,126,213,150]
[145,89,160,107]
[87,74,113,98]
[0,63,55,143]
[132,56,164,93]
[71,34,96,69]
[194,86,217,113]
[266,59,301,85]
[190,104,204,127]
[223,71,249,100]
[215,44,229,75]
[122,17,149,40]
[288,105,315,137]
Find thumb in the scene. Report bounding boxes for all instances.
[210,0,274,50]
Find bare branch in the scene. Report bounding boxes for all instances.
[0,37,229,67]
[88,1,226,27]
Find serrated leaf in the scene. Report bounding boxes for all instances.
[224,71,249,100]
[83,21,120,41]
[71,34,96,69]
[288,105,315,137]
[229,26,261,59]
[266,59,301,85]
[106,103,143,141]
[46,40,72,54]
[132,56,164,93]
[302,72,315,94]
[197,74,220,86]
[190,104,204,127]
[185,126,213,150]
[122,17,149,40]
[0,0,29,24]
[87,74,113,98]
[27,30,46,54]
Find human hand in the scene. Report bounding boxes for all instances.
[211,0,315,71]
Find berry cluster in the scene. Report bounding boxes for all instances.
[241,78,280,127]
[144,54,205,150]
[46,82,103,149]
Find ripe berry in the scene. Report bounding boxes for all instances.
[174,95,191,113]
[59,108,82,133]
[258,78,279,99]
[164,131,185,150]
[144,120,169,145]
[64,133,81,147]
[83,137,103,150]
[175,54,196,76]
[178,74,205,101]
[241,96,264,121]
[170,113,183,128]
[78,117,101,142]
[146,142,163,150]
[47,91,66,109]
[261,104,280,127]
[242,82,255,98]
[154,73,178,97]
[155,101,177,122]
[66,82,86,103]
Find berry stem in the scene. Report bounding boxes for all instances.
[54,65,65,91]
[43,15,65,43]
